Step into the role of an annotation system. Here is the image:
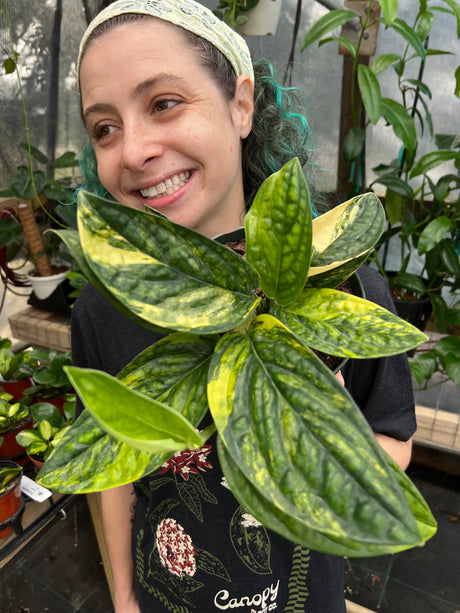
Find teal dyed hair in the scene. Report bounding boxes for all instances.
[242,60,317,213]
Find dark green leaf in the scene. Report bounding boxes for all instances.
[390,18,426,58]
[383,189,407,226]
[343,127,365,163]
[357,65,382,125]
[77,192,260,334]
[390,272,427,297]
[300,10,358,51]
[319,36,357,57]
[245,158,312,306]
[52,151,79,168]
[432,336,460,360]
[445,354,460,386]
[31,402,63,428]
[440,240,460,278]
[410,151,460,177]
[381,99,417,157]
[405,78,432,99]
[4,57,16,74]
[408,354,437,384]
[418,217,454,255]
[371,53,400,75]
[209,315,430,557]
[373,174,414,200]
[19,143,48,164]
[272,287,427,358]
[430,292,448,334]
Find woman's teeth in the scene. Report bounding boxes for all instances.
[140,171,190,199]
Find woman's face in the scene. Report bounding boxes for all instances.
[80,20,253,238]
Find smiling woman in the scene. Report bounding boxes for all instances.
[79,18,253,238]
[65,1,422,613]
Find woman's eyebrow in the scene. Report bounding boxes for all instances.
[131,73,189,99]
[83,73,189,125]
[83,103,114,126]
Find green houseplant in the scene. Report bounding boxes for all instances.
[300,1,459,309]
[300,0,460,396]
[37,158,436,557]
[0,337,37,395]
[0,392,32,462]
[213,0,281,34]
[22,348,74,406]
[15,397,76,467]
[0,460,23,539]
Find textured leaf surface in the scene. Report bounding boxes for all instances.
[245,158,312,306]
[77,191,260,333]
[309,192,385,269]
[306,253,369,288]
[64,366,204,453]
[208,315,426,557]
[37,411,165,492]
[272,288,428,358]
[38,335,214,492]
[53,229,167,334]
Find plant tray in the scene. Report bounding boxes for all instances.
[9,307,71,353]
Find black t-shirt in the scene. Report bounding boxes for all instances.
[71,265,416,613]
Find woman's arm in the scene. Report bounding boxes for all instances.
[101,485,141,613]
[375,433,413,471]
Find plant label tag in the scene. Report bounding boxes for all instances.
[21,475,52,502]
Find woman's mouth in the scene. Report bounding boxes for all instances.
[139,171,191,199]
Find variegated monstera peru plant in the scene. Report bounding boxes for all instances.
[37,157,436,557]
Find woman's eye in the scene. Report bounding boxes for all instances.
[153,99,179,112]
[93,124,116,140]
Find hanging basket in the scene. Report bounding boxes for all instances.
[237,0,283,36]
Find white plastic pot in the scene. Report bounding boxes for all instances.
[27,268,69,300]
[237,0,283,36]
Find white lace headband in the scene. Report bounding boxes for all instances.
[77,0,254,85]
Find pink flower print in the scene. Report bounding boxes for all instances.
[156,518,196,577]
[159,445,213,481]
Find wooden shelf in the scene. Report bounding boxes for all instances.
[9,307,71,352]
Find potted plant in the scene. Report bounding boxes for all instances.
[0,459,23,539]
[0,392,32,464]
[213,0,282,35]
[0,144,79,312]
[38,158,436,558]
[15,397,76,469]
[0,337,37,401]
[300,1,460,358]
[23,348,74,411]
[409,334,460,391]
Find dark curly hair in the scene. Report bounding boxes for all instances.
[77,14,319,213]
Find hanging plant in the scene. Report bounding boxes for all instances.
[37,158,436,557]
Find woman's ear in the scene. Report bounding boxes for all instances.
[233,74,254,139]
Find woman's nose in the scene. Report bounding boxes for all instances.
[120,121,164,170]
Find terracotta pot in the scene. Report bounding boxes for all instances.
[0,415,34,465]
[28,454,45,471]
[0,377,34,402]
[0,460,23,538]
